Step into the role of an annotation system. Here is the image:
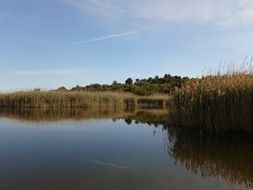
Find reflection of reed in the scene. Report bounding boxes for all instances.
[0,107,129,122]
[0,107,169,123]
[167,128,253,188]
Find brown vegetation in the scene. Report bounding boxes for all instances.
[0,91,169,109]
[169,70,253,130]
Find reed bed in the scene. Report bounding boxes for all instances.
[170,70,253,130]
[0,91,169,110]
[0,91,129,109]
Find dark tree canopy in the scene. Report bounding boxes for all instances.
[56,86,67,91]
[125,78,133,85]
[69,74,192,96]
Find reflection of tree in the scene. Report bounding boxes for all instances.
[124,118,132,125]
[167,127,253,188]
[126,110,169,127]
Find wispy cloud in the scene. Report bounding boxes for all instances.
[60,0,253,26]
[0,13,13,18]
[71,30,141,45]
[13,69,87,76]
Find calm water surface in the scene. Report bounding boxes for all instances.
[0,110,252,190]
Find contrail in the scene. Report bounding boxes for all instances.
[71,30,141,45]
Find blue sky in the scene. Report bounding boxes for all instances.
[0,0,253,91]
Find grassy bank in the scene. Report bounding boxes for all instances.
[1,67,252,131]
[169,71,253,130]
[0,91,170,109]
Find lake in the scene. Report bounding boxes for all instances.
[0,109,252,190]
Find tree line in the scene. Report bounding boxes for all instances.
[56,74,192,96]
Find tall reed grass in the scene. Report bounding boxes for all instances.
[170,67,253,130]
[0,91,128,109]
[0,91,169,110]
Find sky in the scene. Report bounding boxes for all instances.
[0,0,253,91]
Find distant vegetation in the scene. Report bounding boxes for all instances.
[0,66,252,131]
[69,74,190,96]
[0,74,187,110]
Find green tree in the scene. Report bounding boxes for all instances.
[125,78,133,85]
[56,86,67,91]
[112,80,118,85]
[33,88,41,92]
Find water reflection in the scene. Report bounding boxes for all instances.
[0,107,169,125]
[0,108,252,189]
[167,127,253,188]
[0,107,131,122]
